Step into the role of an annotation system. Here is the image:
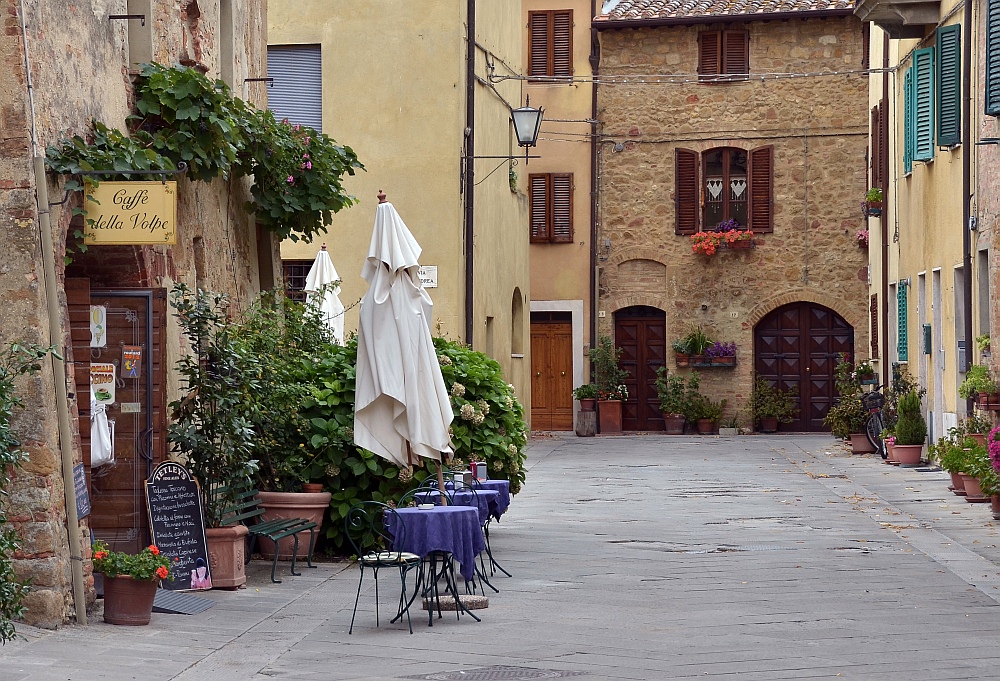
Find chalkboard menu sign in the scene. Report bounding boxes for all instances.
[145,462,211,591]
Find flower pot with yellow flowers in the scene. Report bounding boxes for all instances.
[92,541,174,625]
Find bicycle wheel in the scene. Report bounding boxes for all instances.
[865,412,886,458]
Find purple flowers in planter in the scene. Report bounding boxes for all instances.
[704,341,737,359]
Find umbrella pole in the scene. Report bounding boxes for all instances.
[437,462,448,504]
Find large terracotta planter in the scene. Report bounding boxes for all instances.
[256,490,332,560]
[206,523,250,589]
[971,433,987,447]
[758,417,778,433]
[849,433,876,454]
[950,471,967,495]
[102,575,158,626]
[662,413,685,435]
[893,443,923,466]
[960,474,990,503]
[991,494,1000,520]
[598,400,623,434]
[696,418,715,435]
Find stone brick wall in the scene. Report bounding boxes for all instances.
[0,0,269,627]
[596,16,870,422]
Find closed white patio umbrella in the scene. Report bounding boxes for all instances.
[304,245,345,345]
[353,191,454,469]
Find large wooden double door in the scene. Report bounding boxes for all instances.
[616,307,666,431]
[754,302,854,431]
[530,312,574,431]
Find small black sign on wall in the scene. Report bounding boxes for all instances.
[145,462,212,591]
[73,464,90,519]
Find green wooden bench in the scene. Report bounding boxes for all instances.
[215,480,319,583]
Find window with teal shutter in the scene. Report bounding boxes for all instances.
[913,48,935,162]
[936,25,961,146]
[897,285,909,362]
[987,0,1000,116]
[904,68,913,174]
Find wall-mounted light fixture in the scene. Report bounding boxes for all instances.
[467,98,543,165]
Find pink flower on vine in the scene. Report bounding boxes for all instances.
[286,175,295,184]
[989,425,1000,474]
[300,161,312,170]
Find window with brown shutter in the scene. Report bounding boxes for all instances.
[870,294,880,359]
[878,98,888,190]
[698,30,749,81]
[675,148,700,235]
[870,104,882,188]
[747,145,773,233]
[528,10,573,78]
[529,173,574,243]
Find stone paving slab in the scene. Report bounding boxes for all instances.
[5,434,1000,680]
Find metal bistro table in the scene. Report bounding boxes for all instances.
[389,505,486,625]
[471,479,512,576]
[415,489,500,526]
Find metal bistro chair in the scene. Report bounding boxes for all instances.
[345,501,423,634]
[448,480,499,595]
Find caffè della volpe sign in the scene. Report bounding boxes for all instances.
[84,181,177,245]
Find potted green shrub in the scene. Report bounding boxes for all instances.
[959,364,999,407]
[748,375,798,432]
[689,395,726,435]
[589,336,630,433]
[655,367,690,434]
[683,327,713,364]
[893,390,927,466]
[976,333,991,358]
[864,187,883,217]
[572,383,599,412]
[671,338,691,368]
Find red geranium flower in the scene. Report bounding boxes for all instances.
[148,545,160,556]
[155,566,169,580]
[94,551,107,560]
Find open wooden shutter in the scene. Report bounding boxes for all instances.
[748,145,773,233]
[897,285,909,361]
[722,30,749,79]
[870,294,879,359]
[879,98,889,188]
[870,105,881,188]
[551,174,573,242]
[912,47,935,162]
[987,0,1000,116]
[529,174,550,242]
[675,148,699,234]
[698,32,720,78]
[552,11,572,77]
[936,25,961,146]
[903,68,913,174]
[529,12,549,77]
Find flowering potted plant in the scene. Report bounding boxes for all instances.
[864,187,883,217]
[705,341,737,366]
[92,541,174,625]
[959,364,1000,408]
[854,359,877,384]
[691,219,755,255]
[691,231,722,256]
[856,228,869,249]
[589,336,630,433]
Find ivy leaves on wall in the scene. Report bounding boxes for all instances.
[44,62,364,243]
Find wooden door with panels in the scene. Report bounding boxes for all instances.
[530,311,574,431]
[615,306,666,431]
[754,302,854,431]
[66,279,167,555]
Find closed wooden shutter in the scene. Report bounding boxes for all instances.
[529,174,549,242]
[722,30,749,79]
[897,285,909,362]
[529,12,550,77]
[912,48,935,162]
[870,294,879,359]
[551,174,573,242]
[936,25,961,146]
[870,105,881,188]
[879,98,889,188]
[553,12,573,77]
[748,145,774,233]
[903,68,913,174]
[675,148,699,234]
[988,0,1000,116]
[698,32,720,78]
[266,45,323,131]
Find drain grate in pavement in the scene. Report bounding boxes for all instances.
[403,666,588,680]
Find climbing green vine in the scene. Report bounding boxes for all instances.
[45,62,363,244]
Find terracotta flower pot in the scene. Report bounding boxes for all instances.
[579,398,596,412]
[102,575,158,626]
[886,442,898,464]
[970,433,987,447]
[849,433,876,454]
[950,471,967,495]
[696,418,715,435]
[893,443,923,466]
[598,399,623,434]
[206,524,250,589]
[728,239,753,250]
[960,474,990,502]
[991,494,1000,520]
[662,413,685,435]
[690,354,706,365]
[711,356,736,366]
[675,353,690,368]
[256,490,332,560]
[301,483,324,493]
[758,417,778,433]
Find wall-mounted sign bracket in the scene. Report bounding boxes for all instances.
[108,14,146,26]
[78,162,187,185]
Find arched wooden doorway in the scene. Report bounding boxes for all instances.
[615,306,666,431]
[754,302,854,431]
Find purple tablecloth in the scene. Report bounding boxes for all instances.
[474,480,511,519]
[390,506,485,581]
[415,489,500,526]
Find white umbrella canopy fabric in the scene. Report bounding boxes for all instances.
[353,192,454,468]
[304,245,345,345]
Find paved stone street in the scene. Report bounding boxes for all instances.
[4,433,1000,680]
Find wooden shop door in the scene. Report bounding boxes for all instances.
[66,280,167,555]
[615,306,666,431]
[530,312,574,431]
[754,301,854,431]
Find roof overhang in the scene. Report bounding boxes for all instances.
[853,0,938,39]
[593,9,856,30]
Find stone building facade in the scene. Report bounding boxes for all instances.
[594,1,870,431]
[1,0,270,627]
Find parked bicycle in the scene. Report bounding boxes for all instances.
[861,385,887,459]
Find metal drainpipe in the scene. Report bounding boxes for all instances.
[881,31,890,388]
[33,157,88,625]
[962,0,974,414]
[464,0,476,346]
[589,0,600,358]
